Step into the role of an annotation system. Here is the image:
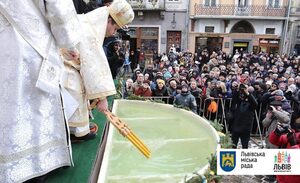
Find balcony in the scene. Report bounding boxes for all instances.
[290,7,300,16]
[192,4,287,18]
[127,0,165,10]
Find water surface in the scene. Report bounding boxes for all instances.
[102,100,218,183]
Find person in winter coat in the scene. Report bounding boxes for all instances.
[152,79,169,97]
[262,89,292,114]
[262,100,291,148]
[132,73,152,97]
[190,80,202,98]
[123,78,134,98]
[230,84,258,148]
[107,41,125,79]
[129,49,137,72]
[174,84,197,113]
[269,121,300,183]
[167,78,179,97]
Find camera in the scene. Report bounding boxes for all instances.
[239,84,248,95]
[239,83,247,90]
[278,123,290,131]
[117,28,131,40]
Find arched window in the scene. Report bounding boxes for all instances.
[230,20,255,33]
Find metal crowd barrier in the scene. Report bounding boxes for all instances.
[122,95,295,137]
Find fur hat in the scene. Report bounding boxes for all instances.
[108,0,134,28]
[168,77,179,85]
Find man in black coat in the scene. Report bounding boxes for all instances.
[230,84,258,148]
[107,41,125,79]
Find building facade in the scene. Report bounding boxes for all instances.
[285,0,300,55]
[189,0,289,54]
[127,0,189,60]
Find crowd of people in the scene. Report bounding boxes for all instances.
[123,50,299,140]
[123,48,299,118]
[119,47,300,182]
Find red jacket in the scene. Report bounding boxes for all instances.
[133,86,152,97]
[269,131,300,183]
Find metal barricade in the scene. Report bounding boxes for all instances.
[122,92,296,138]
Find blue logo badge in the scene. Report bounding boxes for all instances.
[220,151,236,172]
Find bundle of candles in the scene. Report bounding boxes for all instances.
[90,100,151,158]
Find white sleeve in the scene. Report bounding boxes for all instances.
[44,0,81,48]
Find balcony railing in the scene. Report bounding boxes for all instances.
[193,4,287,17]
[127,0,165,10]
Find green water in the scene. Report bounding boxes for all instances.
[103,100,218,183]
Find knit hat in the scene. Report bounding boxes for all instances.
[269,100,282,106]
[273,89,284,96]
[181,84,189,89]
[108,0,134,28]
[211,79,218,84]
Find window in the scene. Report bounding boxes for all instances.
[204,0,216,7]
[266,28,275,34]
[127,27,137,38]
[205,26,215,33]
[238,0,248,7]
[141,27,158,37]
[268,0,280,8]
[274,0,280,8]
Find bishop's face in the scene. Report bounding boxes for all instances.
[105,18,120,37]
